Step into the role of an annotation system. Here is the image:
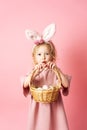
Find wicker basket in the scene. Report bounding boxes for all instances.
[30,65,62,103]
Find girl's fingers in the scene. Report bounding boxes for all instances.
[47,61,56,69]
[34,62,56,74]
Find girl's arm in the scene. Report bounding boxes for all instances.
[56,67,71,96]
[47,61,71,88]
[23,72,33,97]
[59,70,71,96]
[23,68,36,88]
[58,69,70,88]
[23,67,39,97]
[23,75,30,88]
[23,65,42,96]
[22,75,30,97]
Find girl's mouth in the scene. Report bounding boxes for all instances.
[42,61,47,63]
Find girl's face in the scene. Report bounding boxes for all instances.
[34,44,52,64]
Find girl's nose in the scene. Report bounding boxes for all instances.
[42,54,46,60]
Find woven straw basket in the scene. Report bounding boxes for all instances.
[30,65,62,103]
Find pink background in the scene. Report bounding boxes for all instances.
[0,0,87,130]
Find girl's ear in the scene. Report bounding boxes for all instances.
[42,23,56,42]
[25,29,41,41]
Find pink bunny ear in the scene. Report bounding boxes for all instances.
[42,23,56,42]
[25,29,41,41]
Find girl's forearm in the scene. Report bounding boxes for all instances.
[58,69,69,88]
[61,74,69,88]
[23,76,30,88]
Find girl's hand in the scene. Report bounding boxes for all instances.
[47,61,56,69]
[32,61,57,77]
[32,62,47,77]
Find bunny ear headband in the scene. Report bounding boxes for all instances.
[25,23,56,45]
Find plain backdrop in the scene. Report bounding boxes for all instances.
[0,0,87,130]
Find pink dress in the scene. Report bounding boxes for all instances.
[23,69,69,130]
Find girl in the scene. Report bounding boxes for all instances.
[23,24,71,130]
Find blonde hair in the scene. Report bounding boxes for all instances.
[32,41,57,64]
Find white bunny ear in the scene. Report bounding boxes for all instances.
[25,29,41,41]
[42,23,56,42]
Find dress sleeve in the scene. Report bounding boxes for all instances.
[62,75,72,96]
[23,84,29,97]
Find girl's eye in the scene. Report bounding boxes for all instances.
[46,53,49,55]
[38,53,41,56]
